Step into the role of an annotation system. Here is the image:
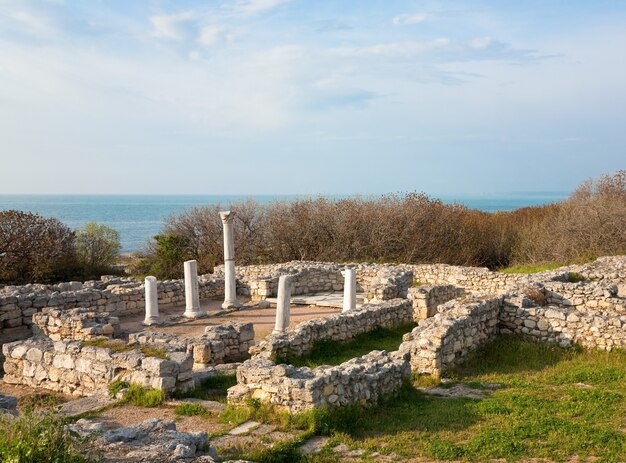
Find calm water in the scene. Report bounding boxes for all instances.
[0,193,568,252]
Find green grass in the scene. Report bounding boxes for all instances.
[81,339,169,359]
[0,411,99,463]
[108,379,130,396]
[232,336,626,463]
[275,323,417,368]
[174,403,209,417]
[499,262,564,274]
[172,373,237,403]
[122,383,165,407]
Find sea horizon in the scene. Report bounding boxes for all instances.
[0,192,570,253]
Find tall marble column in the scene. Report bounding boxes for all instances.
[220,211,240,309]
[342,268,357,313]
[143,276,161,325]
[273,275,292,335]
[183,260,204,318]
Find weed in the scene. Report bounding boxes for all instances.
[108,379,129,396]
[568,272,587,283]
[174,403,208,417]
[122,383,164,408]
[18,392,66,412]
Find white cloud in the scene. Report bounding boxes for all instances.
[149,11,195,40]
[8,9,58,36]
[198,25,225,46]
[231,0,290,16]
[392,13,427,25]
[330,39,450,58]
[470,36,493,49]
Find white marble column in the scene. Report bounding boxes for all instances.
[183,260,204,318]
[143,276,161,325]
[342,268,357,313]
[273,275,292,335]
[220,211,240,309]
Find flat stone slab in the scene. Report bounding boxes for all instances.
[266,291,365,309]
[228,420,261,436]
[58,394,115,417]
[419,383,501,400]
[300,436,330,454]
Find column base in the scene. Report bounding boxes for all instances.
[272,329,286,336]
[142,317,162,326]
[183,310,206,319]
[222,300,241,309]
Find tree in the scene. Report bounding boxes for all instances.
[0,210,77,284]
[75,222,122,277]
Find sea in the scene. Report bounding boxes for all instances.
[0,193,568,253]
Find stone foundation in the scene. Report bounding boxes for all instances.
[251,299,413,360]
[129,322,255,367]
[2,338,193,396]
[32,307,120,341]
[227,350,411,413]
[408,285,464,319]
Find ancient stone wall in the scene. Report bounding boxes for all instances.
[251,299,413,360]
[32,308,120,341]
[0,277,224,343]
[399,296,503,375]
[129,322,255,367]
[227,350,411,413]
[408,285,464,319]
[2,338,193,396]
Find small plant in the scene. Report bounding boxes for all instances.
[174,403,208,417]
[568,272,587,283]
[0,411,98,462]
[525,287,548,306]
[81,339,169,359]
[122,383,164,408]
[412,373,441,389]
[108,379,130,396]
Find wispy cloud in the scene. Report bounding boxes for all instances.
[329,39,450,58]
[230,0,290,16]
[392,13,427,25]
[149,11,195,40]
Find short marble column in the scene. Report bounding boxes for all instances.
[220,211,240,309]
[183,260,204,318]
[273,275,292,335]
[143,276,161,325]
[342,268,357,313]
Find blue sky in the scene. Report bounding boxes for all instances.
[0,0,624,195]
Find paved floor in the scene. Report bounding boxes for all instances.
[118,295,342,341]
[266,291,365,308]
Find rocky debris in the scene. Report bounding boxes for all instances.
[87,418,218,462]
[228,420,261,436]
[418,382,501,400]
[0,393,18,415]
[299,436,330,454]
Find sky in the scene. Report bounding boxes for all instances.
[0,0,625,196]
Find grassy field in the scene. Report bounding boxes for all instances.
[498,263,565,274]
[236,336,626,463]
[276,323,417,368]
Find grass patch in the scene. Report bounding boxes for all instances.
[499,262,564,274]
[18,392,66,412]
[304,336,626,462]
[108,379,130,396]
[81,339,169,359]
[172,373,237,403]
[568,272,587,283]
[175,403,209,417]
[276,323,417,368]
[122,383,164,407]
[0,411,99,462]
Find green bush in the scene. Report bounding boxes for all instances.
[123,383,164,408]
[75,222,122,278]
[0,411,98,463]
[174,403,208,416]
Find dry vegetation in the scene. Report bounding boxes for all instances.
[135,171,626,278]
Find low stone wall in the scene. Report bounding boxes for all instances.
[227,350,411,413]
[0,276,224,343]
[499,296,626,351]
[129,322,255,367]
[2,338,193,396]
[408,285,464,319]
[251,299,413,360]
[543,281,626,314]
[399,296,502,375]
[32,308,120,341]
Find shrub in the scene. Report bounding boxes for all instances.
[0,210,78,284]
[0,411,97,462]
[174,403,208,416]
[123,383,164,407]
[75,222,122,278]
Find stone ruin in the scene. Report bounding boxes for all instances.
[1,209,625,414]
